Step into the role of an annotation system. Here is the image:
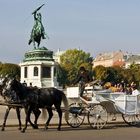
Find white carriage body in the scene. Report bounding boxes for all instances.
[66,86,100,104]
[66,86,140,129]
[66,86,140,115]
[115,94,140,115]
[96,91,140,115]
[67,86,94,98]
[67,87,79,98]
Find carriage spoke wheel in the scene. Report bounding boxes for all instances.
[122,114,140,126]
[65,103,85,128]
[88,104,108,129]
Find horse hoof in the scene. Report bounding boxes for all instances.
[57,128,61,131]
[33,125,38,129]
[1,128,5,131]
[21,129,25,133]
[18,127,22,130]
[44,126,48,130]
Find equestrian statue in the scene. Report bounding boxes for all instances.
[28,4,48,48]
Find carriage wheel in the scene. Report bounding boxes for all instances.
[122,114,140,126]
[65,103,85,128]
[88,104,108,129]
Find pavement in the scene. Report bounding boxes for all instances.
[0,96,125,128]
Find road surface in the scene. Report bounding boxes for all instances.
[0,124,140,140]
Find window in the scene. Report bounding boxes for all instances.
[34,67,38,76]
[42,66,51,78]
[24,67,28,78]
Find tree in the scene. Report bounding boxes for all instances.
[129,64,140,86]
[56,64,68,87]
[0,63,20,79]
[105,67,117,83]
[93,65,108,82]
[59,49,93,85]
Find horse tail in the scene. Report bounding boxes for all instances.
[61,90,69,121]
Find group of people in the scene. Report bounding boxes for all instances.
[73,66,140,98]
[105,82,140,96]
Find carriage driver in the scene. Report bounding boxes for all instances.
[74,66,92,97]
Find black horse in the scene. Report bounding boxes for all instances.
[5,78,68,133]
[0,77,22,131]
[0,78,41,131]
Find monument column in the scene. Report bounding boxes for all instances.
[51,65,54,87]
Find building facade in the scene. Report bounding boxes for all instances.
[53,49,65,63]
[93,50,125,68]
[125,55,140,68]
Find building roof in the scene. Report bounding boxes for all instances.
[126,55,140,63]
[94,51,123,62]
[113,60,125,67]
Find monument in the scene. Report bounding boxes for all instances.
[20,4,59,88]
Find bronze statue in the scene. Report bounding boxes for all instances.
[28,4,48,48]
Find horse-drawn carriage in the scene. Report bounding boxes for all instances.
[1,77,140,132]
[66,86,140,129]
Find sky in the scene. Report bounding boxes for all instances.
[0,0,140,64]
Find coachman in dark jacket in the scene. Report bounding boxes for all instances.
[74,66,92,97]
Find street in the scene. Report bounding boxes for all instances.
[0,104,140,140]
[0,96,140,140]
[0,124,140,140]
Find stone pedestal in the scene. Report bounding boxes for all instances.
[19,47,59,88]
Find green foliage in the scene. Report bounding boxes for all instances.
[93,65,108,81]
[129,64,140,85]
[93,64,140,87]
[0,63,20,79]
[57,49,140,87]
[59,49,93,85]
[105,67,118,83]
[56,65,68,87]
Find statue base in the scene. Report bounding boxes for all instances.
[23,46,54,62]
[20,46,59,88]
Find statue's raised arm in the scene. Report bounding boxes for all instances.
[32,4,45,15]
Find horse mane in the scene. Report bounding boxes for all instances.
[0,77,8,96]
[12,79,40,104]
[12,79,29,100]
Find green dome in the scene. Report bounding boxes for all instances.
[23,47,54,62]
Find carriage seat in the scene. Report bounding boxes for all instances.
[81,95,92,101]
